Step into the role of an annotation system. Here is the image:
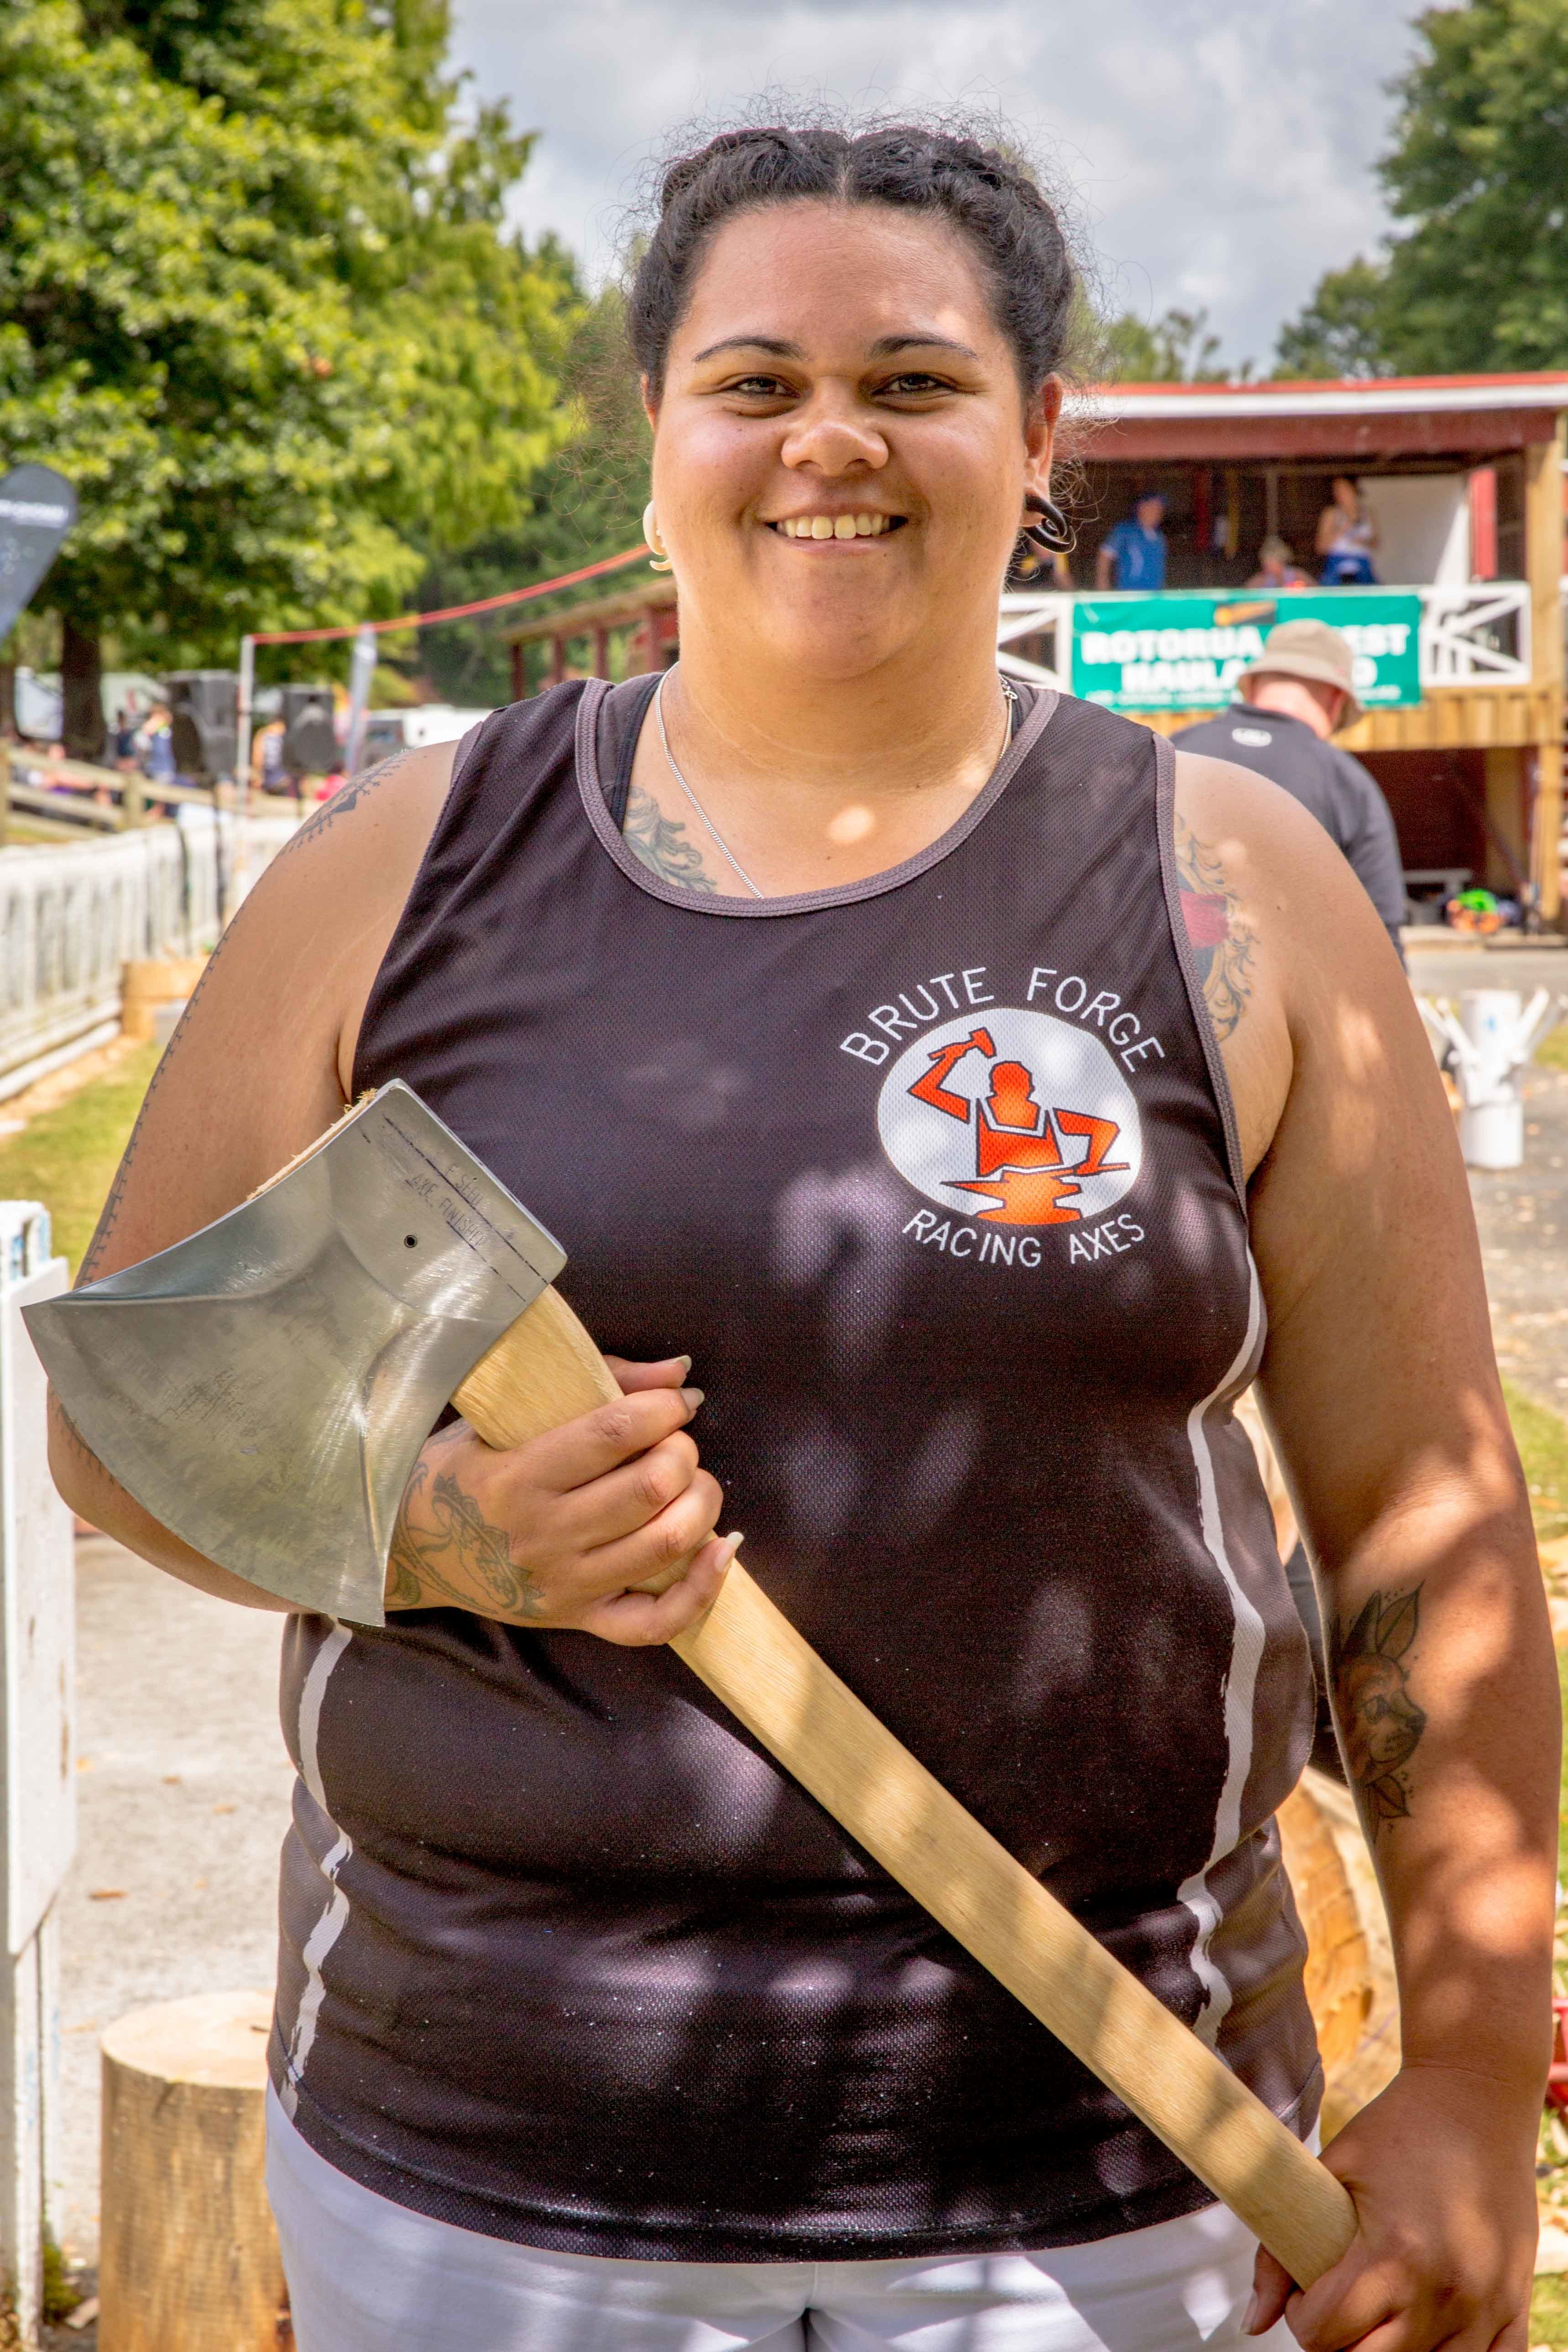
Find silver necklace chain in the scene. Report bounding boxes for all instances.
[654,672,765,898]
[652,669,1019,902]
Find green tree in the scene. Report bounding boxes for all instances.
[412,279,652,708]
[1273,258,1395,379]
[0,0,572,752]
[1101,305,1229,383]
[1377,0,1568,372]
[1274,0,1568,379]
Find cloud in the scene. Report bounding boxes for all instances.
[450,0,1421,369]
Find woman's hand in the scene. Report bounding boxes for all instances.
[385,1354,738,1642]
[1247,2065,1540,2352]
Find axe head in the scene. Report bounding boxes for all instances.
[25,1082,564,1625]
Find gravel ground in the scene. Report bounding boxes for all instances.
[48,1538,292,2304]
[1406,936,1568,1409]
[1465,1062,1568,1411]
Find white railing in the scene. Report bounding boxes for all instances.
[996,581,1534,696]
[997,592,1076,693]
[0,810,298,1096]
[1418,582,1531,685]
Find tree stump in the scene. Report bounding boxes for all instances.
[99,1990,288,2352]
[120,957,206,1042]
[1279,1767,1401,2143]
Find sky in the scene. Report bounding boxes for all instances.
[449,0,1424,375]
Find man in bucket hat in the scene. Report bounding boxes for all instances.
[1173,617,1406,959]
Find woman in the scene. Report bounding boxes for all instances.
[52,123,1554,2352]
[1314,479,1380,585]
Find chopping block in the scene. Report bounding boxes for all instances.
[98,1990,287,2352]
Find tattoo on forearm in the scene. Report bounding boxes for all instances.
[79,750,417,1286]
[386,1434,544,1618]
[1175,815,1256,1041]
[623,783,721,892]
[1332,1584,1428,1829]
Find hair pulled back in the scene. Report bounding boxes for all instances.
[629,120,1077,402]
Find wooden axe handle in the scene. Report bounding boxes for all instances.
[453,1286,1358,2289]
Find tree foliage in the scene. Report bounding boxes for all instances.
[1273,258,1395,380]
[1274,0,1568,377]
[0,0,574,697]
[1100,306,1228,383]
[412,280,652,709]
[1376,0,1568,371]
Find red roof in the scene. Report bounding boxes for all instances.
[1068,371,1568,463]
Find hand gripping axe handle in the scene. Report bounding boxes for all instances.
[29,1082,1355,2284]
[459,1324,1358,2285]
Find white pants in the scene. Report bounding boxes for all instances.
[267,2088,1296,2352]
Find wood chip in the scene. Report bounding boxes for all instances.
[88,1889,125,1902]
[64,2294,99,2329]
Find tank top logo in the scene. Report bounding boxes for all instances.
[876,1008,1143,1227]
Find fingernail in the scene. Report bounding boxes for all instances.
[680,1386,705,1411]
[1241,2295,1259,2335]
[717,1531,743,1566]
[674,1354,692,1373]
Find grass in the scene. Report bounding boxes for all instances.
[0,1043,158,1275]
[1537,1027,1568,1075]
[1509,1379,1568,1544]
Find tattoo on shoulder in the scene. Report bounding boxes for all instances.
[1331,1584,1428,1832]
[623,783,721,893]
[272,747,419,867]
[1175,814,1256,1042]
[385,1431,544,1619]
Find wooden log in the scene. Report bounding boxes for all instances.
[120,957,207,1042]
[98,1989,287,2352]
[1279,1767,1401,2143]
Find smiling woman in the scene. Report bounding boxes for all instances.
[46,111,1558,2352]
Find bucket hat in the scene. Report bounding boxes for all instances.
[1236,617,1362,727]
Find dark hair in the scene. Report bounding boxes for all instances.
[628,121,1077,404]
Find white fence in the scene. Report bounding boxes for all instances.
[996,580,1534,695]
[0,811,298,1098]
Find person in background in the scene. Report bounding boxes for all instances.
[251,717,286,795]
[139,704,175,787]
[1246,535,1311,591]
[1172,617,1406,960]
[112,703,144,771]
[1315,476,1379,585]
[1094,490,1167,590]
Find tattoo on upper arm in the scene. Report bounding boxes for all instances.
[623,784,721,893]
[269,747,419,867]
[79,751,421,1286]
[1331,1584,1428,1831]
[385,1435,544,1619]
[1175,814,1256,1041]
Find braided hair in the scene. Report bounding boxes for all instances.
[628,121,1078,403]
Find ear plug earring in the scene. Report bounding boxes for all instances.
[1021,492,1073,553]
[643,501,674,574]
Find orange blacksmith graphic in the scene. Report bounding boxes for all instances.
[877,1008,1143,1229]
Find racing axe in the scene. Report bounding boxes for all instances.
[26,1081,1356,2287]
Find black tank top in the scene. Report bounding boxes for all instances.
[268,677,1321,2262]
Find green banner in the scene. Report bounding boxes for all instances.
[1070,589,1423,715]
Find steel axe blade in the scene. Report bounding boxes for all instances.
[24,1082,564,1624]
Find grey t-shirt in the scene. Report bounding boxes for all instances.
[1171,706,1406,956]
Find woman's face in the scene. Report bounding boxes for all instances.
[647,199,1058,682]
[1333,476,1358,512]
